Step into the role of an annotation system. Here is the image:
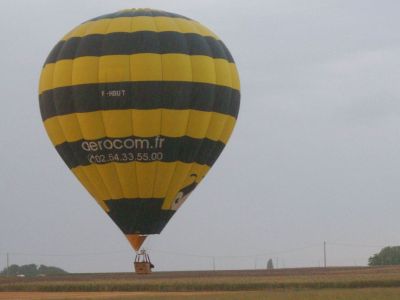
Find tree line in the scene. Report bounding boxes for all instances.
[1,264,67,277]
[369,246,400,266]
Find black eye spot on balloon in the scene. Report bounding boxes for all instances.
[171,174,198,211]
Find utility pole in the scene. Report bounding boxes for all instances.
[6,253,9,277]
[212,257,215,271]
[323,241,327,268]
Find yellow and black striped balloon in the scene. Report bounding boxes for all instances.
[39,8,240,251]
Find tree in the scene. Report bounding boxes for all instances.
[38,265,67,276]
[267,258,274,270]
[1,264,67,277]
[19,264,37,277]
[3,264,20,276]
[368,246,400,266]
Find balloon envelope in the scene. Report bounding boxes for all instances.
[39,9,240,251]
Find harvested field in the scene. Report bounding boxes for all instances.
[1,266,400,299]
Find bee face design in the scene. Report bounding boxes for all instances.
[171,174,198,211]
[171,191,190,211]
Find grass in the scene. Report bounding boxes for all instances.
[3,278,400,292]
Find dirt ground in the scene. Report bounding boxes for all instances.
[3,289,400,300]
[0,291,230,300]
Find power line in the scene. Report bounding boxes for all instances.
[0,241,387,262]
[1,250,129,257]
[254,243,321,257]
[150,249,213,258]
[152,243,321,259]
[327,242,386,248]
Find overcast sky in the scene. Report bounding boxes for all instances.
[1,0,400,273]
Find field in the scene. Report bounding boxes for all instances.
[1,266,400,299]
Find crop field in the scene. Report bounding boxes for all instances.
[1,266,400,299]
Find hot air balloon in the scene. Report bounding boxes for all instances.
[39,8,240,266]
